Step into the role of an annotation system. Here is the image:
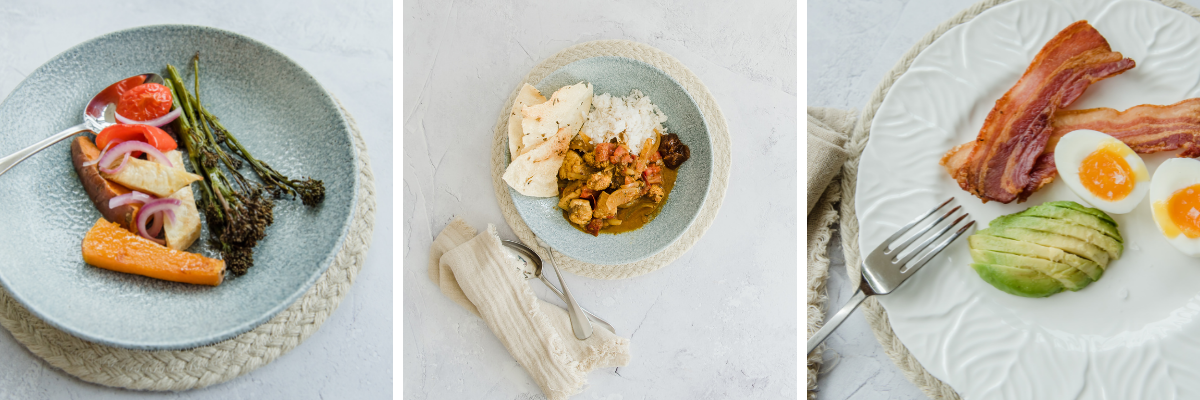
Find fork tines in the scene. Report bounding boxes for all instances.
[881,198,975,273]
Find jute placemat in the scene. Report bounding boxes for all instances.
[490,40,732,280]
[819,0,1200,398]
[0,103,376,391]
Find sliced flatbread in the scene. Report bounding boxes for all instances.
[520,82,592,153]
[163,151,202,251]
[508,83,548,158]
[102,154,203,198]
[503,127,573,197]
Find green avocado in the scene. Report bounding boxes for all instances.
[978,226,1110,267]
[970,249,1091,290]
[1041,201,1118,226]
[969,234,1104,280]
[1017,204,1121,242]
[970,263,1064,298]
[989,215,1122,259]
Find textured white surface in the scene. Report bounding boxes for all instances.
[403,0,796,398]
[0,0,392,398]
[812,0,1200,399]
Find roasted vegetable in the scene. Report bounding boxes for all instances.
[81,218,225,286]
[71,137,139,230]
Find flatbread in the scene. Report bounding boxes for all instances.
[520,82,592,153]
[503,127,574,197]
[163,151,201,251]
[101,153,203,198]
[508,83,547,158]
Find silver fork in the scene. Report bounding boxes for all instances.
[807,198,974,354]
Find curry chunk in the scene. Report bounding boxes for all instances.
[586,171,611,191]
[559,151,589,181]
[647,184,665,203]
[568,199,593,225]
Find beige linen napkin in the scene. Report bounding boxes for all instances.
[429,217,631,400]
[806,107,856,399]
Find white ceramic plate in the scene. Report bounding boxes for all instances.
[858,0,1200,397]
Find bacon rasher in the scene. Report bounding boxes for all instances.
[941,21,1135,203]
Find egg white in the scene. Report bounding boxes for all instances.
[1054,129,1149,214]
[1149,158,1200,257]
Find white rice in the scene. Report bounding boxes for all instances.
[580,89,667,154]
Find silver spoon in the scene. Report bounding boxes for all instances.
[0,73,165,176]
[501,240,616,335]
[500,240,595,339]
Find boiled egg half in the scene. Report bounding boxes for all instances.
[1149,158,1200,257]
[1054,129,1149,214]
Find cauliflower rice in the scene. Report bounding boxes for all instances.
[580,89,667,154]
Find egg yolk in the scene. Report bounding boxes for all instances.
[1079,146,1135,201]
[1167,184,1200,239]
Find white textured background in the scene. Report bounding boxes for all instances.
[810,0,1200,399]
[0,0,392,398]
[403,0,796,398]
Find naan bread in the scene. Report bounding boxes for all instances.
[520,82,592,153]
[101,152,203,198]
[503,127,574,197]
[508,83,547,158]
[163,151,202,251]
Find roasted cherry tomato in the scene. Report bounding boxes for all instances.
[95,124,177,154]
[116,83,173,121]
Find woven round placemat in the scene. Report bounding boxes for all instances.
[490,40,732,280]
[836,0,1200,398]
[0,103,375,391]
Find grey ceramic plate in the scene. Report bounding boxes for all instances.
[506,56,712,265]
[0,25,357,350]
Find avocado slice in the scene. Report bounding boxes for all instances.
[970,249,1091,290]
[1042,201,1118,226]
[1017,205,1121,242]
[989,215,1122,259]
[979,226,1110,267]
[969,234,1104,280]
[971,263,1064,298]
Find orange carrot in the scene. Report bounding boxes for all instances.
[82,218,225,286]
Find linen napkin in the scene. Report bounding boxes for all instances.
[806,107,856,399]
[429,217,631,400]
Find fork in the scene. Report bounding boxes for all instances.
[807,198,974,354]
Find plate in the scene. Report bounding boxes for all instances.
[0,25,357,350]
[858,0,1200,397]
[505,56,712,265]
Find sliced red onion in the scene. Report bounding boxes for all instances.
[96,140,172,175]
[146,213,164,238]
[115,107,182,127]
[100,153,131,174]
[82,141,115,167]
[136,198,181,244]
[108,191,154,209]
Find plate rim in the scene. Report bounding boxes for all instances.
[0,23,360,350]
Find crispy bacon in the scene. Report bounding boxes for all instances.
[943,21,1135,203]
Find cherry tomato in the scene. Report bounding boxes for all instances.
[116,83,173,121]
[95,124,178,154]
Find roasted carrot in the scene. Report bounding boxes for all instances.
[81,218,225,286]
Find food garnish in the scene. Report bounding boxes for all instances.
[968,201,1121,297]
[1053,130,1149,214]
[164,55,325,275]
[940,21,1135,203]
[82,218,225,286]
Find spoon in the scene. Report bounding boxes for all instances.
[501,240,596,339]
[0,73,164,176]
[501,240,617,335]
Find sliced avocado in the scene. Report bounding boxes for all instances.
[1018,205,1121,242]
[1042,201,1117,226]
[979,226,1110,267]
[989,215,1122,259]
[971,263,1064,298]
[970,249,1091,291]
[969,234,1104,280]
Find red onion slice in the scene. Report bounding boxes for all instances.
[82,141,114,167]
[136,198,181,244]
[96,140,173,174]
[108,191,154,209]
[100,153,131,174]
[146,213,164,238]
[115,107,182,127]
